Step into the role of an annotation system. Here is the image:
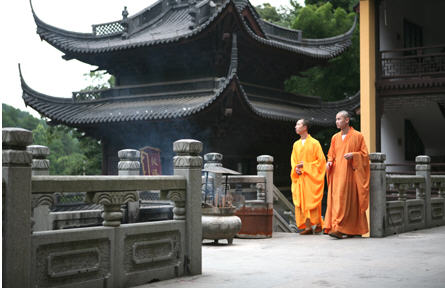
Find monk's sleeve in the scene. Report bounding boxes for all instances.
[301,141,326,210]
[302,141,326,180]
[290,143,299,181]
[327,136,335,163]
[351,134,370,213]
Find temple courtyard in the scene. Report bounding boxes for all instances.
[137,226,445,288]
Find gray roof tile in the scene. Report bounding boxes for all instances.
[31,0,356,59]
[21,68,359,127]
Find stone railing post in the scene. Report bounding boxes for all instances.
[369,153,386,237]
[173,139,203,275]
[257,155,274,209]
[86,190,139,227]
[2,128,33,288]
[118,149,140,176]
[28,145,50,175]
[28,145,53,232]
[203,152,223,205]
[118,149,141,223]
[416,155,431,227]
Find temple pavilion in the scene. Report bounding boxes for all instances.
[22,0,359,187]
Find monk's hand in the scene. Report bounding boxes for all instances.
[344,153,353,160]
[326,161,333,171]
[296,162,303,168]
[295,167,302,175]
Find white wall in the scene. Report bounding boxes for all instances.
[381,95,445,171]
[381,112,407,172]
[379,0,445,51]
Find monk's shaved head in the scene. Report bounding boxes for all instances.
[299,118,311,131]
[337,110,350,120]
[335,110,350,130]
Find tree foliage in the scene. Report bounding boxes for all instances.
[2,104,43,130]
[2,71,108,175]
[255,1,359,101]
[305,0,358,12]
[75,71,115,101]
[255,0,360,149]
[285,1,359,101]
[255,1,301,28]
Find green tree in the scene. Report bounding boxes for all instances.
[2,103,44,130]
[75,71,115,101]
[305,0,358,12]
[255,3,282,23]
[285,2,359,101]
[31,123,88,175]
[255,1,301,28]
[2,71,106,175]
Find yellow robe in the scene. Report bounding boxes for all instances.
[325,127,370,235]
[290,135,326,229]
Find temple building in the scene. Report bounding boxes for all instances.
[22,0,359,186]
[360,0,445,173]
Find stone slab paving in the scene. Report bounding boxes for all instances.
[135,226,445,288]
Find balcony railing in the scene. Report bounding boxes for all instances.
[380,44,445,79]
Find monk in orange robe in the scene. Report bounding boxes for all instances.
[325,111,370,239]
[290,119,326,235]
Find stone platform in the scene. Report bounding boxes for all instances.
[135,226,445,288]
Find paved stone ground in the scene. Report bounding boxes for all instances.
[136,226,445,288]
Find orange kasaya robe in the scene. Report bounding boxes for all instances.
[325,127,370,235]
[290,134,326,229]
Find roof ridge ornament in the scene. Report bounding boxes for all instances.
[188,0,198,30]
[121,6,129,39]
[122,6,129,19]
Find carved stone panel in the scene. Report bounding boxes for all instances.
[385,202,405,235]
[33,237,111,287]
[431,199,445,225]
[47,248,100,278]
[132,239,175,264]
[123,230,181,273]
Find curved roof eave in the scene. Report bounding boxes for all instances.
[232,76,360,126]
[19,64,73,105]
[31,0,235,54]
[20,64,359,127]
[236,1,356,59]
[31,0,355,59]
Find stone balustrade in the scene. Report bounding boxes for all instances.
[370,153,445,237]
[3,128,203,287]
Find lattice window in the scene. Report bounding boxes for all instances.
[93,21,125,36]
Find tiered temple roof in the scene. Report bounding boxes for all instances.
[24,0,359,128]
[21,66,359,126]
[32,0,355,60]
[23,0,361,180]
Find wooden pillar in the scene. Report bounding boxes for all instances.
[360,0,377,153]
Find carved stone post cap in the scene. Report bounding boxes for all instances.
[204,152,223,162]
[369,153,386,162]
[415,155,430,164]
[27,145,50,158]
[257,155,273,164]
[2,127,33,149]
[118,149,140,160]
[173,139,202,155]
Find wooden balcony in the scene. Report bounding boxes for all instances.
[376,44,445,96]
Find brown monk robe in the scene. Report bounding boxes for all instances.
[325,111,370,239]
[290,119,326,235]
